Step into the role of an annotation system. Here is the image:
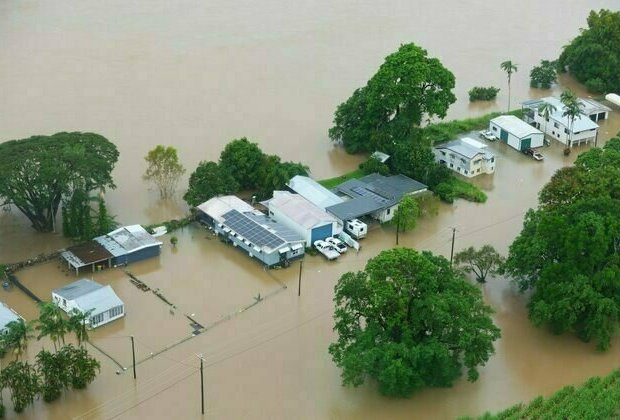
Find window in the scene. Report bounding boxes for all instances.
[473,159,481,165]
[564,128,569,134]
[386,208,391,215]
[441,151,446,156]
[449,163,453,168]
[554,122,559,128]
[449,153,455,159]
[90,313,104,326]
[491,157,495,162]
[108,305,123,318]
[460,158,466,164]
[464,170,468,174]
[477,168,481,173]
[62,298,66,306]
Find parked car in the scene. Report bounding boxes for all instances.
[313,240,340,260]
[326,237,347,254]
[479,130,498,141]
[524,148,544,161]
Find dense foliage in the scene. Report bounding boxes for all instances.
[558,9,620,93]
[503,135,620,350]
[468,86,500,102]
[143,145,186,199]
[329,248,501,397]
[329,43,456,153]
[529,59,557,89]
[0,132,118,232]
[461,368,620,420]
[184,138,309,206]
[62,192,116,240]
[359,156,390,176]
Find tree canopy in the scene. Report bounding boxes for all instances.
[558,9,620,93]
[504,135,620,350]
[329,43,456,153]
[454,245,504,283]
[219,137,265,189]
[143,145,186,199]
[329,248,501,397]
[0,132,118,232]
[183,161,239,207]
[256,155,309,200]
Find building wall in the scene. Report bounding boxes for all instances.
[52,293,125,328]
[434,149,495,178]
[268,205,341,247]
[112,245,161,267]
[90,305,125,328]
[490,122,544,151]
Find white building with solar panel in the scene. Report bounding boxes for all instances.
[262,191,343,247]
[197,196,306,267]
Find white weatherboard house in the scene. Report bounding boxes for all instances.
[434,137,496,177]
[263,191,343,247]
[521,97,603,147]
[489,115,544,152]
[0,302,21,334]
[52,279,125,329]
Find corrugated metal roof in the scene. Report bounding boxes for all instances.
[522,97,601,132]
[74,285,123,317]
[0,302,21,330]
[196,196,258,222]
[53,278,103,300]
[287,176,343,209]
[326,197,384,220]
[435,139,493,160]
[264,191,338,230]
[95,225,162,256]
[491,115,543,139]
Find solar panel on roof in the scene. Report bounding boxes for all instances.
[350,186,390,204]
[222,210,285,249]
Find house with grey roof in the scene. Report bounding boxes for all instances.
[196,196,305,267]
[61,225,162,275]
[52,279,125,329]
[521,97,605,147]
[329,173,428,223]
[434,137,496,177]
[0,302,22,334]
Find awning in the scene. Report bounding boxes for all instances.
[291,243,304,251]
[279,247,291,254]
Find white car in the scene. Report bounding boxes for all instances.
[479,130,498,141]
[313,240,340,260]
[326,237,347,254]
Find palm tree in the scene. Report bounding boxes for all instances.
[36,302,69,352]
[4,319,35,361]
[67,309,92,348]
[560,90,585,149]
[500,60,518,112]
[538,102,557,143]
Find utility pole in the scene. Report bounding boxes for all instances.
[450,228,456,267]
[396,210,400,246]
[130,336,136,379]
[197,354,205,415]
[298,260,303,297]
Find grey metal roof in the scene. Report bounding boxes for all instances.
[221,210,303,252]
[326,197,384,220]
[262,191,338,230]
[94,225,162,257]
[0,302,20,330]
[521,97,600,133]
[53,279,103,301]
[287,176,343,209]
[74,285,123,317]
[435,140,489,159]
[244,213,304,243]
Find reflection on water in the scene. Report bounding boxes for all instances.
[1,0,620,418]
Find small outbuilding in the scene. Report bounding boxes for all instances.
[287,175,344,210]
[434,137,496,177]
[0,302,22,334]
[489,115,544,151]
[263,191,343,247]
[197,196,305,267]
[52,279,125,329]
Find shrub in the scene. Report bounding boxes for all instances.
[359,156,390,175]
[585,77,606,94]
[468,86,500,101]
[530,60,557,89]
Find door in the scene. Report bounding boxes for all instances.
[500,129,508,142]
[311,223,333,243]
[521,137,531,151]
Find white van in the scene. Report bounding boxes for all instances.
[345,219,367,239]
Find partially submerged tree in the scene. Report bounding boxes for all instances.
[530,60,557,89]
[219,138,264,189]
[393,195,420,245]
[3,319,34,361]
[36,349,70,402]
[2,361,39,413]
[0,132,118,232]
[500,60,518,112]
[36,302,69,352]
[256,155,309,200]
[62,345,100,389]
[504,136,620,350]
[183,161,239,207]
[454,245,504,283]
[329,43,456,153]
[67,309,92,348]
[560,90,585,148]
[329,248,501,397]
[143,145,186,199]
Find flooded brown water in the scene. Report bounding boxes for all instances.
[2,1,620,419]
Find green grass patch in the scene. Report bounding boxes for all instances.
[318,169,365,189]
[434,177,487,204]
[424,109,524,145]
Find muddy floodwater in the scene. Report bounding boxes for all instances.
[2,1,620,419]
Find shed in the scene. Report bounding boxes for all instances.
[286,176,343,210]
[489,115,544,151]
[263,191,342,246]
[52,279,125,329]
[0,302,22,334]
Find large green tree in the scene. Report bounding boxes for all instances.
[0,132,118,232]
[329,43,456,153]
[183,161,239,207]
[393,195,420,245]
[558,9,620,93]
[329,248,501,397]
[454,245,504,283]
[143,145,186,199]
[256,155,309,200]
[504,135,620,350]
[219,137,264,189]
